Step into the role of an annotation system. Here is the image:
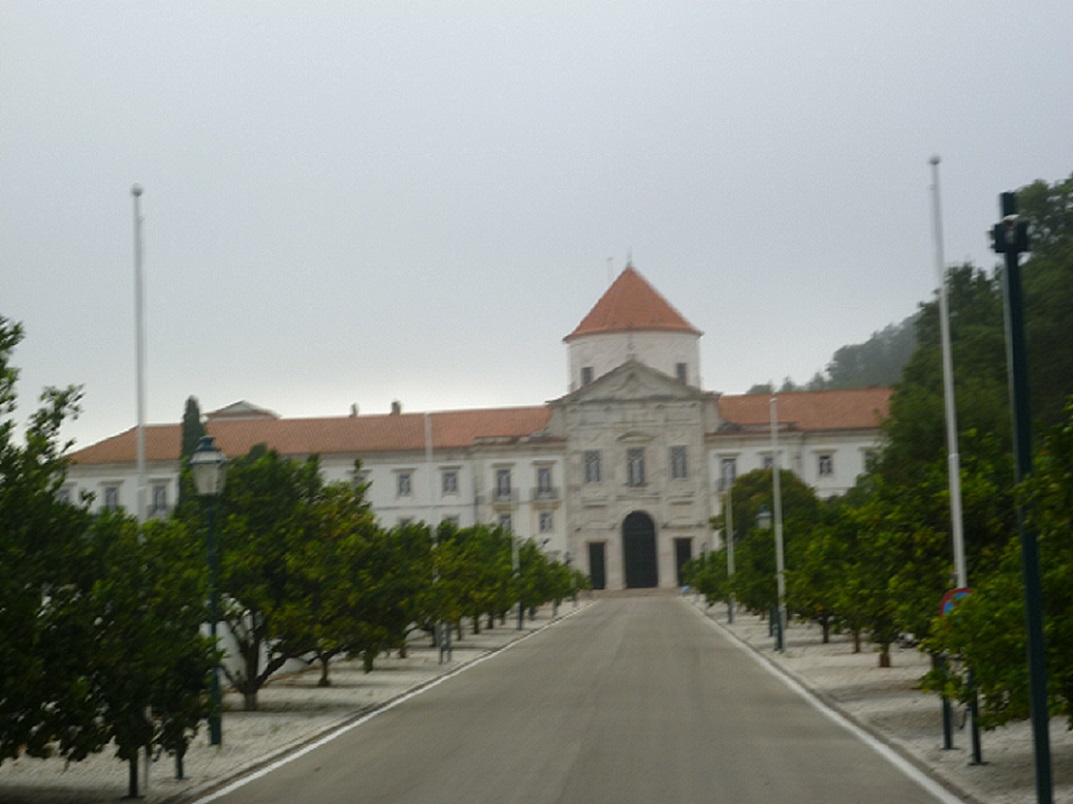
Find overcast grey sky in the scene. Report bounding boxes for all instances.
[3,1,1071,449]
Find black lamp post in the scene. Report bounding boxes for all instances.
[993,192,1052,803]
[756,504,784,650]
[190,435,226,747]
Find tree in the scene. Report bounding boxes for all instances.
[712,468,819,617]
[206,446,325,710]
[177,396,206,511]
[1019,172,1073,426]
[80,513,214,796]
[0,315,93,763]
[786,520,843,643]
[0,316,213,795]
[824,316,918,390]
[924,399,1073,729]
[273,473,378,686]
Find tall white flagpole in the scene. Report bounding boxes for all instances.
[929,156,967,589]
[132,185,147,524]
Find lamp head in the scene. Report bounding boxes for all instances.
[190,435,226,497]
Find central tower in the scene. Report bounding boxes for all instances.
[549,264,716,590]
[563,264,703,392]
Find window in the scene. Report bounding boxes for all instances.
[151,483,168,514]
[397,472,412,497]
[581,366,594,386]
[354,470,371,489]
[627,448,646,486]
[584,450,602,483]
[720,457,737,490]
[670,446,688,479]
[539,511,554,533]
[56,486,72,504]
[498,513,513,532]
[818,454,834,477]
[676,362,688,383]
[442,469,459,495]
[103,486,120,510]
[399,517,413,526]
[442,515,460,527]
[762,455,775,470]
[496,468,512,500]
[537,466,552,496]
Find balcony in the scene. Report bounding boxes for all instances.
[530,486,561,502]
[491,488,518,506]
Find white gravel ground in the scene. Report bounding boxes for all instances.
[696,600,1073,804]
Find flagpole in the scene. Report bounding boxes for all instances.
[929,156,967,589]
[132,184,147,524]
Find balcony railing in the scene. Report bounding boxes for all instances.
[530,486,561,502]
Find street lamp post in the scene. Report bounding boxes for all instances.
[190,435,227,747]
[993,191,1052,803]
[513,533,523,630]
[724,463,736,624]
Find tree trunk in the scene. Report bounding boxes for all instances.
[821,617,831,644]
[243,689,258,711]
[878,644,891,668]
[487,612,495,630]
[317,655,331,687]
[126,755,140,799]
[852,628,862,654]
[472,613,480,635]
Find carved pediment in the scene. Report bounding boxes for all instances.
[563,361,702,405]
[618,430,656,443]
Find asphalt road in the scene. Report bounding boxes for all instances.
[202,596,956,804]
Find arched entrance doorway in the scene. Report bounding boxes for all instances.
[622,511,658,588]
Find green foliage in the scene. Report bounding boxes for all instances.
[928,399,1073,729]
[203,446,325,710]
[0,314,95,762]
[824,316,918,390]
[177,396,206,511]
[682,549,728,607]
[1019,172,1073,426]
[753,314,917,392]
[0,315,212,792]
[274,471,384,684]
[707,468,819,616]
[81,513,215,767]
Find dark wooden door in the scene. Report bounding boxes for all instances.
[622,512,658,588]
[588,542,606,590]
[674,538,693,586]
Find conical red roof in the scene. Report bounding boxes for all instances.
[564,265,701,342]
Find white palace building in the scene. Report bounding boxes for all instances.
[66,266,890,590]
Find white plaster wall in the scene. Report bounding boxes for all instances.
[568,331,700,391]
[64,460,181,518]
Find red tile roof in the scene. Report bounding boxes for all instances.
[716,388,891,432]
[564,265,701,342]
[69,406,553,465]
[68,390,891,466]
